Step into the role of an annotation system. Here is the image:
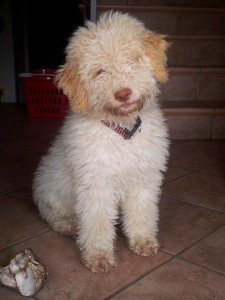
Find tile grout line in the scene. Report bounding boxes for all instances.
[106,224,225,299]
[167,155,225,182]
[179,257,225,277]
[0,229,52,252]
[180,198,225,213]
[196,158,225,172]
[0,184,32,196]
[6,185,32,194]
[174,223,225,258]
[104,255,174,300]
[160,223,225,275]
[160,250,225,278]
[163,169,197,184]
[163,193,225,214]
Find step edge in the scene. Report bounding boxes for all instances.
[161,102,225,116]
[96,5,225,13]
[168,67,225,74]
[162,108,214,115]
[166,35,225,41]
[162,110,218,117]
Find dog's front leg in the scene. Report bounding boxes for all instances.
[122,186,160,257]
[75,187,117,273]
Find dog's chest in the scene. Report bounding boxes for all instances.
[64,113,164,178]
[87,121,152,175]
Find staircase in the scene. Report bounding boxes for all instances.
[81,1,225,139]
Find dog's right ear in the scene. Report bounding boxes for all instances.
[55,63,88,113]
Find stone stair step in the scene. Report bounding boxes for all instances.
[162,100,214,115]
[98,0,225,9]
[96,5,225,35]
[162,100,225,116]
[159,67,225,102]
[167,35,225,67]
[161,101,225,139]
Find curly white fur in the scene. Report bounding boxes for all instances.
[33,11,170,273]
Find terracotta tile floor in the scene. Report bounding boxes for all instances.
[0,104,225,299]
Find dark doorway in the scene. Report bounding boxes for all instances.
[26,0,84,71]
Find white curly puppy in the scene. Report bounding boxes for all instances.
[33,11,170,273]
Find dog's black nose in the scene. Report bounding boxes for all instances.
[115,88,132,102]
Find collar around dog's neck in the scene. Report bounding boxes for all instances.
[101,116,142,140]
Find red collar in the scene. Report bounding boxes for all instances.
[101,116,142,140]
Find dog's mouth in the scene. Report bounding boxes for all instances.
[121,101,134,108]
[102,99,144,116]
[120,99,144,111]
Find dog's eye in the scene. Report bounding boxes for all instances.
[96,69,105,76]
[127,57,140,64]
[134,56,141,62]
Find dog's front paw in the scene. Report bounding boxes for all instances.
[82,251,116,273]
[130,236,159,257]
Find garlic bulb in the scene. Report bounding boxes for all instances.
[0,248,48,296]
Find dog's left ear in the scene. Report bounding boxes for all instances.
[143,32,169,83]
[55,63,88,113]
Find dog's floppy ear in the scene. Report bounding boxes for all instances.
[143,32,169,83]
[55,63,88,113]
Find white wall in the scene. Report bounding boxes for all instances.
[0,0,16,103]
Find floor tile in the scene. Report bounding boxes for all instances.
[165,115,211,140]
[0,140,49,162]
[188,140,225,161]
[0,194,49,249]
[0,155,38,193]
[163,165,192,183]
[112,258,225,300]
[201,161,225,178]
[180,226,225,275]
[9,186,33,203]
[158,197,225,254]
[1,105,225,299]
[0,133,53,162]
[163,172,225,212]
[0,113,62,161]
[211,115,225,139]
[0,231,171,300]
[0,288,35,300]
[168,140,222,171]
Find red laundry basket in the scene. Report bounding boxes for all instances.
[19,69,69,118]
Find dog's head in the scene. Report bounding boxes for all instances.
[55,11,169,116]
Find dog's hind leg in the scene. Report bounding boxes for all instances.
[33,190,77,237]
[40,204,77,237]
[50,217,77,237]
